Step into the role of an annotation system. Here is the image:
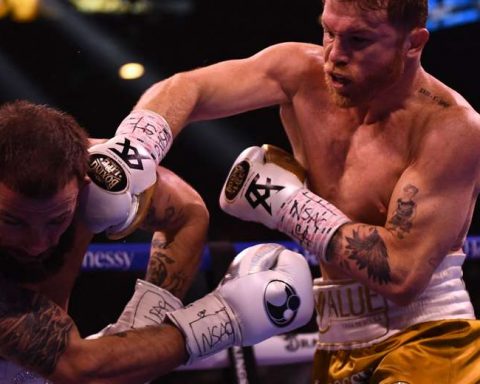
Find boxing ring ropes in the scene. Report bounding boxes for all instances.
[80,236,480,382]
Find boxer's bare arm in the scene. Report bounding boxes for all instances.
[139,166,209,298]
[0,281,187,384]
[86,138,208,298]
[134,42,322,136]
[88,138,107,146]
[327,107,480,305]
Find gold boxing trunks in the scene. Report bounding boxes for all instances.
[312,252,480,383]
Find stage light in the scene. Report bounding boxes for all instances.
[0,1,8,19]
[119,62,145,80]
[69,0,150,14]
[0,0,39,22]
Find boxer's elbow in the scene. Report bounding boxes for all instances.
[387,285,420,307]
[174,182,210,237]
[188,197,210,235]
[385,270,428,306]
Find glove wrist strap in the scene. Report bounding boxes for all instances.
[167,293,241,364]
[86,280,182,338]
[112,279,183,332]
[278,188,351,263]
[115,109,172,163]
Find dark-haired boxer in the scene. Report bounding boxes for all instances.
[0,100,314,383]
[120,0,480,382]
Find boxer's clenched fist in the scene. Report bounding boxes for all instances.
[167,243,314,364]
[220,145,351,262]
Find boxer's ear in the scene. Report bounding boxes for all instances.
[405,27,429,58]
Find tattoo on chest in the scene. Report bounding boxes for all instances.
[145,238,186,296]
[418,88,451,108]
[387,184,419,239]
[344,226,392,285]
[0,285,73,375]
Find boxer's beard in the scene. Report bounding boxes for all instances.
[326,50,404,108]
[0,223,76,284]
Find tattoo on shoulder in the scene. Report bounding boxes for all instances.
[386,184,419,239]
[0,282,73,375]
[345,226,391,285]
[418,88,451,108]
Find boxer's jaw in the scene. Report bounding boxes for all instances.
[0,222,76,284]
[0,180,79,283]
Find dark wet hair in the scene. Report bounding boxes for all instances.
[322,0,428,30]
[0,100,89,197]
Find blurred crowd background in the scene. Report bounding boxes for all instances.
[2,1,480,382]
[1,0,480,244]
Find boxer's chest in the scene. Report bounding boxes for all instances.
[286,109,412,226]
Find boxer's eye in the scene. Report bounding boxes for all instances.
[0,215,23,227]
[47,215,69,227]
[350,35,371,48]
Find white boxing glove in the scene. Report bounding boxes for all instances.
[166,243,314,364]
[80,136,157,240]
[80,110,173,240]
[114,109,172,164]
[87,279,182,339]
[220,145,306,229]
[220,145,351,262]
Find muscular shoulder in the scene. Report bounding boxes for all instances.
[412,73,480,156]
[414,104,480,187]
[422,104,480,148]
[258,42,324,72]
[257,42,324,64]
[253,42,325,94]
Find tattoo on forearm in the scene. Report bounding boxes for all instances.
[387,184,419,239]
[345,226,391,285]
[146,239,186,295]
[143,195,183,231]
[0,285,73,375]
[325,232,351,271]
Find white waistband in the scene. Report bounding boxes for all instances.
[314,252,475,350]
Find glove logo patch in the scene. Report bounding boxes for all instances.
[88,154,127,192]
[224,160,250,201]
[264,280,301,327]
[246,174,284,215]
[110,138,151,170]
